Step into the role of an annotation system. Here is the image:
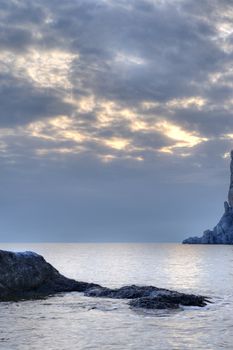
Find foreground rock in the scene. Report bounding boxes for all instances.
[0,250,99,301]
[183,150,233,244]
[0,249,209,309]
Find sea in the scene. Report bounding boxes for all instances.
[0,243,232,350]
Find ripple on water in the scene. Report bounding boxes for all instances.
[0,243,233,349]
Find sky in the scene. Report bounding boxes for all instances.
[0,0,233,242]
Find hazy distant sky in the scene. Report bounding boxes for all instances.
[0,0,233,242]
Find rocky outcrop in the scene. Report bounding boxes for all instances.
[183,201,233,244]
[0,249,209,309]
[0,250,100,301]
[183,150,233,244]
[228,150,233,207]
[85,285,208,308]
[129,291,207,309]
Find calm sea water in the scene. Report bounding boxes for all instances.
[0,243,232,350]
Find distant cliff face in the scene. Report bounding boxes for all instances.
[183,150,233,244]
[183,201,233,244]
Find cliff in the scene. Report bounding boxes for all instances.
[183,150,233,244]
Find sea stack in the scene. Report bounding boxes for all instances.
[183,150,233,244]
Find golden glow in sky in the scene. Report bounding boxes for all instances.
[1,14,227,166]
[156,121,208,153]
[0,49,76,91]
[104,137,130,150]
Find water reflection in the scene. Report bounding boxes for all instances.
[2,243,233,294]
[1,243,233,349]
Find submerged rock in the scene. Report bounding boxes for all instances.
[183,150,233,244]
[0,249,210,309]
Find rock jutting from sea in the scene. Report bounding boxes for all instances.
[183,150,233,244]
[0,249,209,309]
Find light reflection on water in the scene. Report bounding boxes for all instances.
[0,243,233,349]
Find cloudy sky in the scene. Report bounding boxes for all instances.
[0,0,233,242]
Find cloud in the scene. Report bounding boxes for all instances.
[0,74,73,127]
[0,0,233,240]
[0,0,232,161]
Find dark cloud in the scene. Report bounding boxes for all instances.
[166,107,233,138]
[0,73,73,127]
[0,26,33,52]
[66,0,225,104]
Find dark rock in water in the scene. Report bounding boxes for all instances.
[85,285,161,299]
[129,291,208,309]
[0,250,100,301]
[183,150,233,244]
[130,298,179,309]
[86,285,209,309]
[0,249,209,310]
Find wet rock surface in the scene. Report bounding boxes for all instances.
[85,285,209,309]
[129,292,208,309]
[0,250,100,301]
[0,249,209,309]
[84,285,161,299]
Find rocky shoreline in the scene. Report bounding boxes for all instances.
[183,150,233,244]
[183,201,233,244]
[0,249,209,309]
